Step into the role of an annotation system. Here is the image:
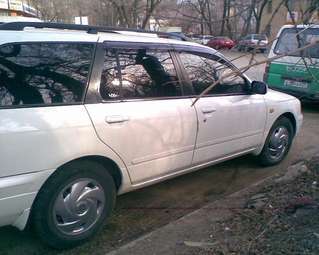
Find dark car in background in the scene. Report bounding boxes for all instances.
[206,36,235,49]
[237,34,268,53]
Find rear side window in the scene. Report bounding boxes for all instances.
[99,48,181,100]
[274,28,319,58]
[0,42,94,107]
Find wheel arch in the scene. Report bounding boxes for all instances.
[279,112,297,136]
[53,155,124,191]
[254,111,297,156]
[21,155,125,231]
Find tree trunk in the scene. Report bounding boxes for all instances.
[220,0,227,35]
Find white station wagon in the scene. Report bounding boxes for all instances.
[0,22,303,248]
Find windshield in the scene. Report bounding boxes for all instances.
[253,34,267,40]
[274,28,319,58]
[215,37,229,40]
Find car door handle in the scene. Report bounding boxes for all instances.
[201,107,217,114]
[105,115,129,124]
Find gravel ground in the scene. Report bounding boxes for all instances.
[195,157,319,255]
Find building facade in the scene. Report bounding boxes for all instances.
[0,0,38,18]
[260,0,319,39]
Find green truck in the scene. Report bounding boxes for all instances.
[264,24,319,101]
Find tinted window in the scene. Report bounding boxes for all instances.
[274,28,319,58]
[0,43,94,107]
[100,48,181,100]
[179,52,247,95]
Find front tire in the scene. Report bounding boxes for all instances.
[258,117,294,166]
[31,160,116,249]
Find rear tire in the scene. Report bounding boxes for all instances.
[258,117,294,166]
[32,160,116,249]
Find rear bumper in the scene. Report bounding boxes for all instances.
[0,192,37,229]
[0,169,54,230]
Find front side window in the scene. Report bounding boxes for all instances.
[179,52,247,96]
[0,42,94,107]
[100,48,181,100]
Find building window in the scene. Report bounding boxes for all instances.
[0,11,10,16]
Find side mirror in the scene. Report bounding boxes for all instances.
[251,81,268,95]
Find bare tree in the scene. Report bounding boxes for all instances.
[99,0,162,28]
[252,0,270,34]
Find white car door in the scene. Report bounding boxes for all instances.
[85,44,198,184]
[177,51,267,165]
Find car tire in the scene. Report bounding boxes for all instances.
[258,117,294,166]
[31,160,116,249]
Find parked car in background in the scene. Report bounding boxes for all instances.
[201,35,215,45]
[207,36,235,49]
[190,34,202,44]
[264,24,319,101]
[191,35,215,45]
[238,34,268,53]
[0,22,302,249]
[160,32,192,41]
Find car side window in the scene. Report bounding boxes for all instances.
[178,52,247,96]
[99,48,181,100]
[0,43,94,107]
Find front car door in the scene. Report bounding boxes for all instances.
[176,50,267,165]
[85,42,198,184]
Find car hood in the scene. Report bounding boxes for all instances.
[265,88,298,102]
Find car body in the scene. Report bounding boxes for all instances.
[207,36,235,49]
[264,24,319,101]
[0,22,302,248]
[238,34,269,53]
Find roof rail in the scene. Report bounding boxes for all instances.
[0,22,189,41]
[0,22,115,34]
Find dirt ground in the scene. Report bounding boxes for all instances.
[194,157,319,255]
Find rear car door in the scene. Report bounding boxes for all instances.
[0,42,97,220]
[85,42,198,184]
[0,42,96,177]
[176,50,267,165]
